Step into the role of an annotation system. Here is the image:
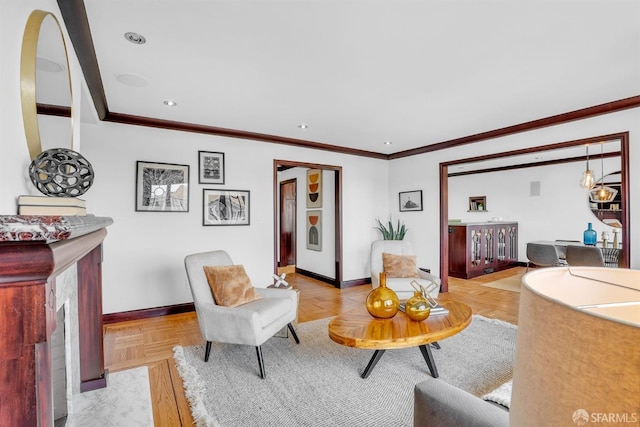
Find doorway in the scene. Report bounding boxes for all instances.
[273,160,343,287]
[438,132,630,292]
[279,178,297,268]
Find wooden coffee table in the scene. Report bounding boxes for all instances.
[328,300,472,378]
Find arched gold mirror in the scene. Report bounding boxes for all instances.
[21,9,73,161]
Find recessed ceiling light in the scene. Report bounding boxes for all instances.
[163,100,177,107]
[115,73,149,87]
[298,124,308,129]
[384,141,393,145]
[124,32,146,44]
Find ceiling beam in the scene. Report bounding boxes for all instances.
[57,0,108,120]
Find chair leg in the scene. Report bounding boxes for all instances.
[431,342,441,350]
[526,262,530,273]
[256,345,265,379]
[287,323,300,344]
[204,341,212,362]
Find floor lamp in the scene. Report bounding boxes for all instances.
[511,267,639,426]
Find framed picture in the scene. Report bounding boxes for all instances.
[203,189,250,226]
[399,190,423,212]
[306,210,322,251]
[135,161,189,212]
[198,151,225,184]
[307,169,322,208]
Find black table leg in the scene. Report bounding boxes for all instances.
[419,345,439,378]
[361,350,385,379]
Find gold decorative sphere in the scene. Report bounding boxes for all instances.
[366,272,399,319]
[405,291,431,321]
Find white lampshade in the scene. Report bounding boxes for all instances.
[510,267,640,426]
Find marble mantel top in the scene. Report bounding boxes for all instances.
[0,215,114,243]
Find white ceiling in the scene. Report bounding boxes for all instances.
[46,1,640,155]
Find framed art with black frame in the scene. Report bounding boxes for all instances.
[135,161,189,212]
[203,189,250,226]
[198,151,225,184]
[399,190,423,212]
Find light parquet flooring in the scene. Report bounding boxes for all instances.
[103,266,526,426]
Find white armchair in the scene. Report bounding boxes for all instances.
[370,240,440,300]
[184,250,299,378]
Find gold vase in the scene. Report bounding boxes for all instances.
[366,272,399,319]
[405,291,431,321]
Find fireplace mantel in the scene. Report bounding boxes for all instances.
[0,215,114,427]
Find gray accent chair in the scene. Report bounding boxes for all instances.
[414,378,509,427]
[184,250,299,378]
[370,240,440,300]
[565,245,605,267]
[525,242,566,272]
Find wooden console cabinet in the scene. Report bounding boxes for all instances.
[448,222,518,279]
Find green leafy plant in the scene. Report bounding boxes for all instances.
[375,218,407,240]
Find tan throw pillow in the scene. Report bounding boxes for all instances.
[382,253,420,278]
[203,264,262,307]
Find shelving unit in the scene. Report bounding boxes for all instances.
[468,196,487,212]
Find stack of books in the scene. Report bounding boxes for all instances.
[17,195,87,216]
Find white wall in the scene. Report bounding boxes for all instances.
[80,121,388,313]
[389,107,640,275]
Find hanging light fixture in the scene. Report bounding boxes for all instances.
[579,144,596,189]
[589,143,618,203]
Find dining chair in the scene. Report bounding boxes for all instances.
[565,245,605,267]
[525,242,566,272]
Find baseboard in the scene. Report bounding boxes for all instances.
[295,267,371,289]
[103,302,195,324]
[340,277,371,288]
[295,267,337,286]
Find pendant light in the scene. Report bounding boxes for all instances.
[589,143,618,203]
[579,144,596,189]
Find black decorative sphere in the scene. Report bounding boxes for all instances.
[28,148,95,197]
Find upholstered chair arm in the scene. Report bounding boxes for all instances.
[414,378,509,427]
[256,287,297,303]
[194,301,262,345]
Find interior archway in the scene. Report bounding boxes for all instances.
[439,132,630,292]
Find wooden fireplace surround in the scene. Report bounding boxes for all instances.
[0,226,109,426]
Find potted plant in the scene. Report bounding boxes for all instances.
[375,217,407,240]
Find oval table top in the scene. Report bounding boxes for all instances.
[328,300,473,350]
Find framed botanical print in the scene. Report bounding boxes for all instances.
[203,189,250,226]
[198,151,225,184]
[135,161,189,212]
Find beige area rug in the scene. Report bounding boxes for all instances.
[481,274,524,292]
[173,315,516,427]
